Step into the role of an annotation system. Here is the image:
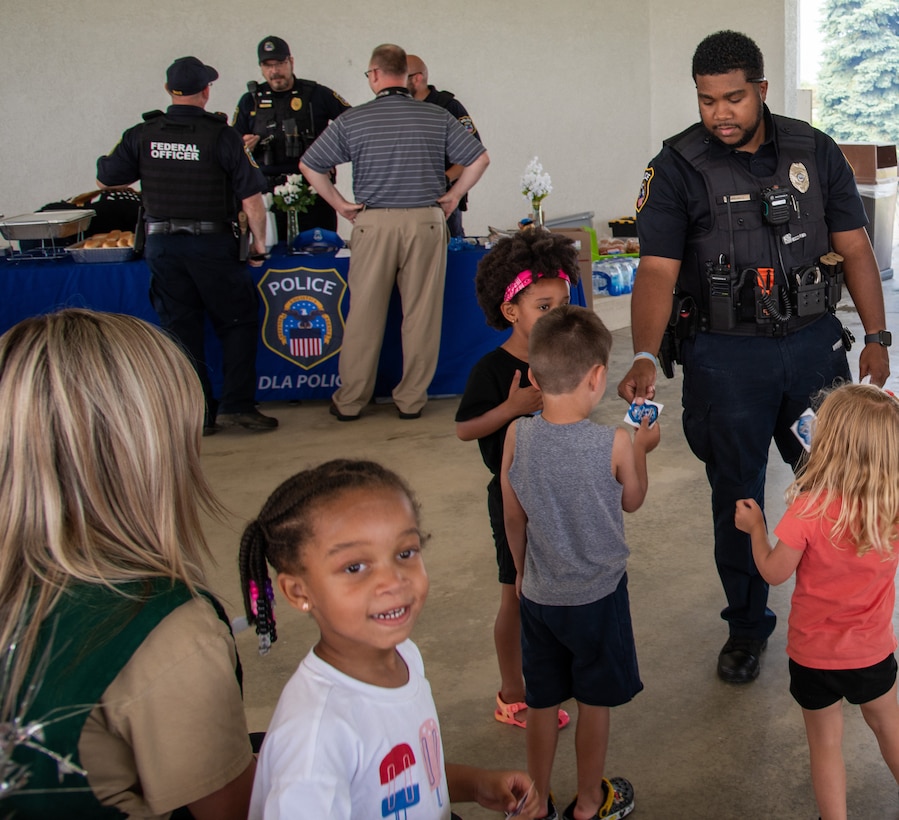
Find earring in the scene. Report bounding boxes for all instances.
[301,601,310,612]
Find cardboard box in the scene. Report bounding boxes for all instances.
[838,143,898,184]
[549,227,593,311]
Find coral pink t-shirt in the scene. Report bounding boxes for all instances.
[775,495,898,670]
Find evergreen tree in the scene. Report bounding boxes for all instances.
[817,0,899,144]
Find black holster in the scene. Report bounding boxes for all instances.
[659,292,698,378]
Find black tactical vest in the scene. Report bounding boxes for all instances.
[668,114,830,322]
[138,111,232,221]
[250,80,317,167]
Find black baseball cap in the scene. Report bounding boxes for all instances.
[258,36,291,63]
[166,56,218,96]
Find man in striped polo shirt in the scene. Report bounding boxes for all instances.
[300,43,489,421]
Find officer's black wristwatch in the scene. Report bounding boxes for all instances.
[863,330,892,347]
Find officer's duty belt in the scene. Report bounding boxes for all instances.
[146,219,230,236]
[704,312,823,338]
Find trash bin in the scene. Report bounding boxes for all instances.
[838,142,897,279]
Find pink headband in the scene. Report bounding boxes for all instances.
[503,269,571,303]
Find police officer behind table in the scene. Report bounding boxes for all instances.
[233,36,351,237]
[97,56,278,434]
[618,31,890,685]
[406,54,481,238]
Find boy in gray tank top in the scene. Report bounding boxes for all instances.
[501,305,660,820]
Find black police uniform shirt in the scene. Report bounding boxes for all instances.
[97,105,268,218]
[422,85,480,210]
[636,105,867,261]
[232,79,351,178]
[423,86,479,140]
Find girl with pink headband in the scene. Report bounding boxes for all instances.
[455,228,580,731]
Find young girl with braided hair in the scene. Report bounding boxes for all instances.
[736,384,899,820]
[455,228,578,730]
[239,458,540,819]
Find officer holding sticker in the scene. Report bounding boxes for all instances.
[618,30,890,685]
[233,36,351,235]
[97,56,278,434]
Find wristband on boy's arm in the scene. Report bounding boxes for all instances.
[633,351,658,367]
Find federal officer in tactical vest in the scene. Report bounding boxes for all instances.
[98,56,278,434]
[233,36,351,236]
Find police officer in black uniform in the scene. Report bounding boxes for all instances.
[233,36,351,237]
[406,54,481,238]
[617,31,890,685]
[97,55,278,434]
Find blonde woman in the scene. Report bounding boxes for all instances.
[736,384,899,820]
[0,309,254,819]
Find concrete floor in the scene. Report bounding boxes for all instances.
[198,276,899,819]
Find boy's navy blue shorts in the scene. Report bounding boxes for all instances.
[520,573,643,708]
[789,653,897,710]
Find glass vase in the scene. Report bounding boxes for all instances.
[286,209,301,251]
[532,201,545,228]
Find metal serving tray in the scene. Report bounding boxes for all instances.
[0,210,95,241]
[66,239,134,264]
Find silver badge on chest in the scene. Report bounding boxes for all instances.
[789,162,810,194]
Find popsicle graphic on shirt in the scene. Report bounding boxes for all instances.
[419,718,444,807]
[380,742,420,818]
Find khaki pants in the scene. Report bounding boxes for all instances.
[333,206,448,416]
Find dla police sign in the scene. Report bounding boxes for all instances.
[258,265,347,369]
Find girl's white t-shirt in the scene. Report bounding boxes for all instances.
[249,639,451,820]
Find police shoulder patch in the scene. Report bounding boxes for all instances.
[636,167,654,213]
[458,115,476,135]
[333,91,351,108]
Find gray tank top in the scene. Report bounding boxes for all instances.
[509,415,628,606]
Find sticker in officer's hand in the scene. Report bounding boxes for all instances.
[790,407,816,452]
[624,399,663,429]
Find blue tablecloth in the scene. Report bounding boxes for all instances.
[2,244,590,401]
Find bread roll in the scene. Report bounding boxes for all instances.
[84,238,102,249]
[117,237,131,248]
[102,240,118,248]
[107,230,121,239]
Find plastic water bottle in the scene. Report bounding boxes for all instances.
[592,262,610,296]
[608,262,628,296]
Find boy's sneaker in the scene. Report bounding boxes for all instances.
[532,794,558,820]
[562,777,635,820]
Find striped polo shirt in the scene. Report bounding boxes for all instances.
[301,88,486,209]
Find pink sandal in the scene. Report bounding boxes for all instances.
[494,692,570,730]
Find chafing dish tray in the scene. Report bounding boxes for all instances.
[0,210,95,241]
[66,239,134,264]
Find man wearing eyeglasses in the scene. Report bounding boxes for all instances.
[300,43,489,422]
[233,36,351,233]
[406,54,481,238]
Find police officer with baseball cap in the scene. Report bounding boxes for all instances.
[97,55,279,434]
[233,36,351,235]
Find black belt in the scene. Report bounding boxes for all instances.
[146,219,230,236]
[703,312,825,338]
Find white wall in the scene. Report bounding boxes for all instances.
[0,1,793,237]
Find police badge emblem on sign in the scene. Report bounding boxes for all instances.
[258,265,347,370]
